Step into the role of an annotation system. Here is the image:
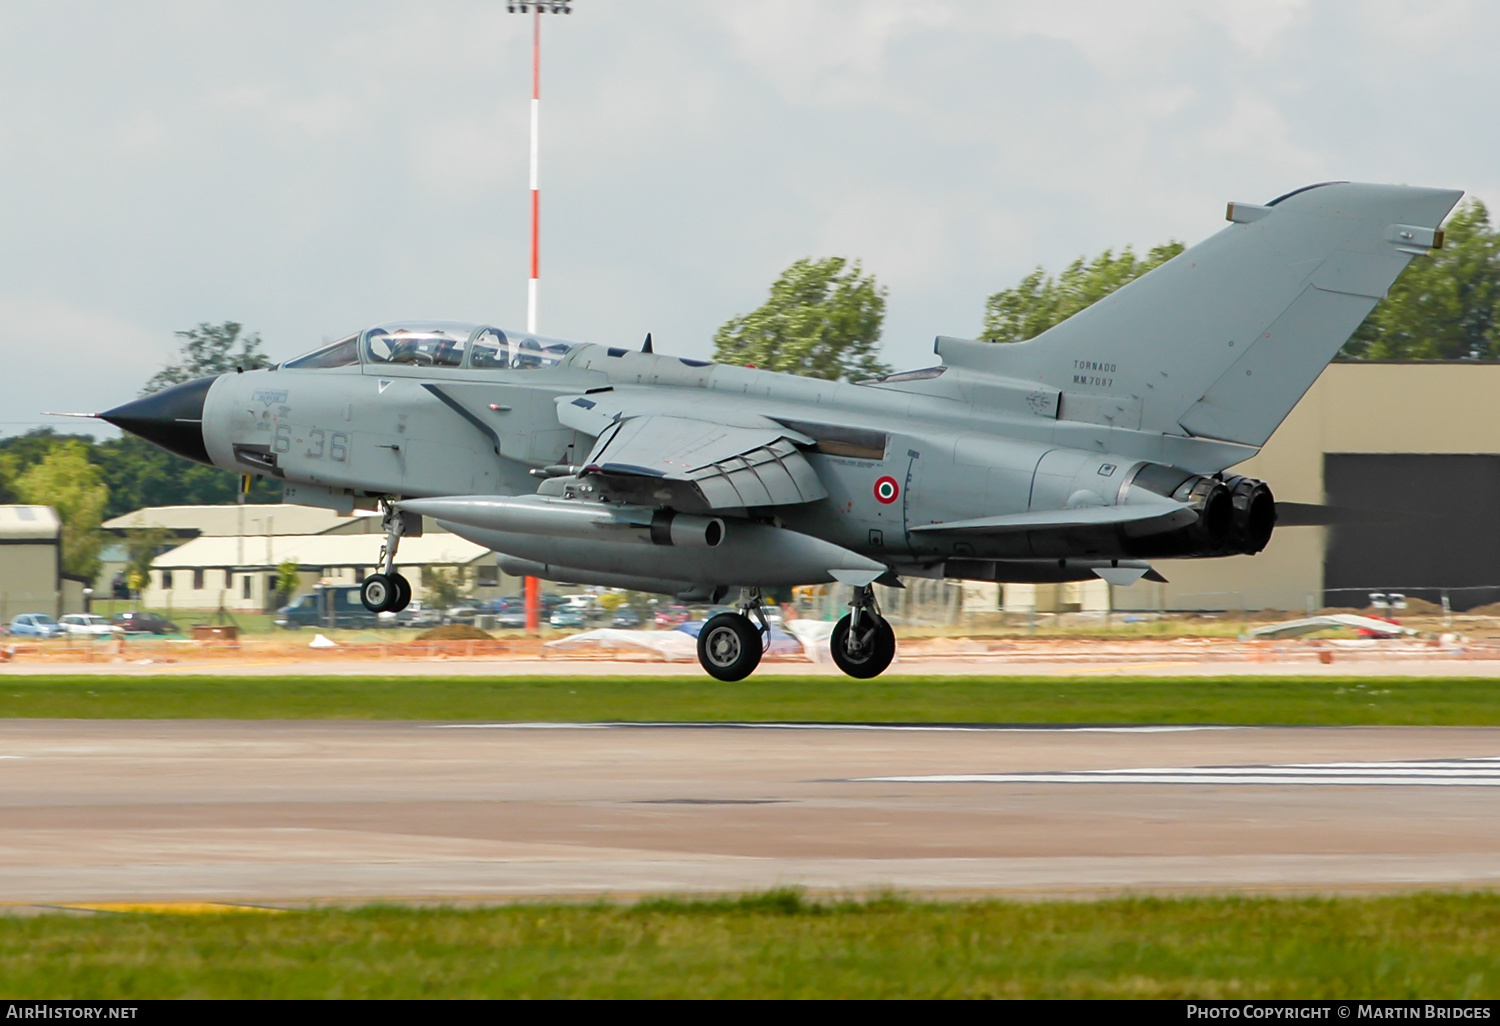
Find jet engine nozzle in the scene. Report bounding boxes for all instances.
[1174,474,1234,552]
[1222,474,1276,555]
[1121,462,1244,558]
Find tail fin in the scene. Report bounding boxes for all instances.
[945,182,1462,447]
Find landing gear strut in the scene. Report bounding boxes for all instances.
[360,502,413,614]
[830,584,895,679]
[696,587,770,682]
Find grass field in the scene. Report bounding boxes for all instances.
[3,892,1496,998]
[1,674,1498,724]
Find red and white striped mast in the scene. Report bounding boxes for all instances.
[510,1,570,331]
[508,1,571,629]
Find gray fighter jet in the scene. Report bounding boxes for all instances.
[98,182,1460,680]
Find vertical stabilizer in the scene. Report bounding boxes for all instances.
[946,183,1462,447]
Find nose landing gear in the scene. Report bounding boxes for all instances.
[830,584,895,679]
[360,503,415,614]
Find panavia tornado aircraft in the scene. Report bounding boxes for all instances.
[95,181,1460,680]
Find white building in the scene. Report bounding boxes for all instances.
[142,532,501,613]
[103,504,508,613]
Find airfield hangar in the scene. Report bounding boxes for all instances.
[1100,361,1500,615]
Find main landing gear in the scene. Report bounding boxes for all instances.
[830,584,895,679]
[360,503,413,614]
[696,588,771,682]
[693,584,897,681]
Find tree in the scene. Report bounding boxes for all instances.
[1338,200,1500,361]
[421,566,471,611]
[123,525,174,596]
[0,429,278,519]
[16,442,109,581]
[0,451,16,505]
[275,560,302,606]
[713,258,891,381]
[981,241,1185,342]
[94,434,277,517]
[143,320,271,395]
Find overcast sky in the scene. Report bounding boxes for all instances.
[3,1,1496,437]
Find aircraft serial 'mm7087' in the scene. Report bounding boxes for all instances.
[91,181,1461,680]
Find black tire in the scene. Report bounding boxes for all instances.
[361,574,395,613]
[696,612,763,682]
[830,613,896,679]
[390,572,412,612]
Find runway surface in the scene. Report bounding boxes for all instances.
[11,657,1500,676]
[2,719,1500,906]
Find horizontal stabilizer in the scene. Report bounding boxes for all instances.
[911,500,1194,535]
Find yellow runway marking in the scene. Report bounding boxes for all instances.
[58,902,283,915]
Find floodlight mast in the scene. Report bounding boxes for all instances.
[507,1,572,631]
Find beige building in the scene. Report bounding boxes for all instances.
[1108,362,1500,612]
[105,503,511,613]
[0,505,89,620]
[141,532,502,614]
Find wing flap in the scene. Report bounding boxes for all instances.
[584,415,828,510]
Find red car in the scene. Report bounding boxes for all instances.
[654,605,692,628]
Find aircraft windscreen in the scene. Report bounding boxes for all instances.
[283,334,361,369]
[360,322,579,371]
[469,328,577,371]
[363,324,475,368]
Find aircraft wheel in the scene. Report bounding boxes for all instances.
[830,614,896,679]
[389,572,412,612]
[697,612,763,682]
[360,573,396,613]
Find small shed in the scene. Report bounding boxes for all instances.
[0,505,76,621]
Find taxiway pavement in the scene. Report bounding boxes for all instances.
[2,720,1499,906]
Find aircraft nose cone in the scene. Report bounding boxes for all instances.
[100,375,217,465]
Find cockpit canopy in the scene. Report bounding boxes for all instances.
[282,321,581,372]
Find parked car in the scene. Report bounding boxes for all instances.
[275,585,381,630]
[110,611,179,635]
[6,614,62,638]
[444,605,482,625]
[491,600,528,630]
[57,614,123,637]
[548,606,588,630]
[404,601,446,629]
[611,607,642,628]
[654,604,692,629]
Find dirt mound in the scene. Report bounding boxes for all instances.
[1462,602,1500,617]
[414,624,494,642]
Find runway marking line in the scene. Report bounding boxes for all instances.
[857,757,1500,787]
[430,722,1244,734]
